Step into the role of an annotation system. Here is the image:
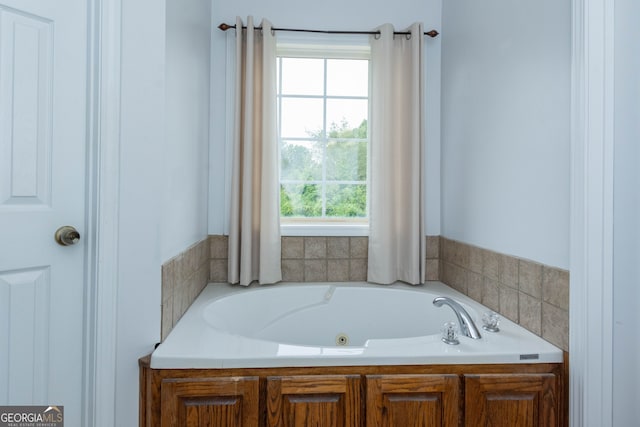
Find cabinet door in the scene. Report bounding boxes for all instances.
[160,376,259,427]
[465,374,558,427]
[266,375,361,427]
[366,374,460,427]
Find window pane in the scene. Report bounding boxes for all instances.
[280,183,322,217]
[281,58,324,95]
[327,59,368,97]
[326,140,367,181]
[325,184,367,218]
[281,140,322,181]
[280,97,324,138]
[326,99,368,137]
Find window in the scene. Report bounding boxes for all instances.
[277,40,370,235]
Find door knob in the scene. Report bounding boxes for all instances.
[55,226,80,246]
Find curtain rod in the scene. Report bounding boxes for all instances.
[217,23,439,38]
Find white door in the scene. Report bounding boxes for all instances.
[0,0,88,425]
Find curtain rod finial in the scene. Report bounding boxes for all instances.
[425,29,439,38]
[218,23,234,31]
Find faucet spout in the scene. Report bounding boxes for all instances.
[433,297,482,339]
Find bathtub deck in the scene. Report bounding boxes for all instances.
[152,281,563,369]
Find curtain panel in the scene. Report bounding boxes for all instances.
[228,16,282,286]
[368,23,426,285]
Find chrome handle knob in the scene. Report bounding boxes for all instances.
[55,226,80,246]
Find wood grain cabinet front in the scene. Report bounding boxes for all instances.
[365,374,461,427]
[159,376,260,427]
[139,358,565,427]
[464,373,559,427]
[266,375,361,427]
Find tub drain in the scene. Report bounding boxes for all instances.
[335,333,349,346]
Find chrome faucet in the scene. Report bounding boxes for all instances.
[433,297,482,339]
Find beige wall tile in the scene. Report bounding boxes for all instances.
[282,237,304,259]
[467,272,483,302]
[442,261,467,294]
[440,238,452,263]
[426,235,440,259]
[468,245,484,274]
[209,259,228,282]
[441,238,464,266]
[172,253,185,285]
[195,265,209,294]
[519,259,542,298]
[451,239,470,268]
[209,235,228,259]
[172,284,186,326]
[349,258,367,281]
[499,286,519,322]
[184,244,198,275]
[440,260,453,284]
[282,259,304,282]
[327,237,350,258]
[304,237,327,259]
[304,259,327,281]
[542,302,569,351]
[501,254,519,289]
[162,236,211,340]
[482,278,501,312]
[350,237,368,258]
[426,259,440,281]
[519,292,542,335]
[185,273,199,303]
[196,239,210,267]
[483,250,501,281]
[161,260,176,303]
[161,298,173,341]
[542,266,570,310]
[327,259,350,281]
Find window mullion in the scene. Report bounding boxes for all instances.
[321,58,328,218]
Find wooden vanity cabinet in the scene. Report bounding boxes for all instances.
[160,376,259,427]
[266,375,361,427]
[464,374,559,427]
[365,374,460,427]
[140,358,565,427]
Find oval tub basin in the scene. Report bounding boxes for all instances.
[151,281,562,369]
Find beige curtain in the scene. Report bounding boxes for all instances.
[368,23,426,285]
[228,16,282,286]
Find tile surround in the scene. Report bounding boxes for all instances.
[160,238,210,340]
[163,234,570,351]
[208,235,376,283]
[439,237,570,351]
[283,236,369,282]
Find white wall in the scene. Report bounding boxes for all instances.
[117,0,165,424]
[441,0,571,268]
[116,0,211,424]
[163,0,211,260]
[208,0,442,235]
[613,0,640,423]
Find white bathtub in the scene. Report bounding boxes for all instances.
[151,281,562,369]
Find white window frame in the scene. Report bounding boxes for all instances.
[276,34,371,237]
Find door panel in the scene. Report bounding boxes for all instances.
[366,374,460,427]
[266,375,361,427]
[0,1,88,425]
[465,374,558,427]
[0,7,53,208]
[160,377,260,427]
[0,267,50,403]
